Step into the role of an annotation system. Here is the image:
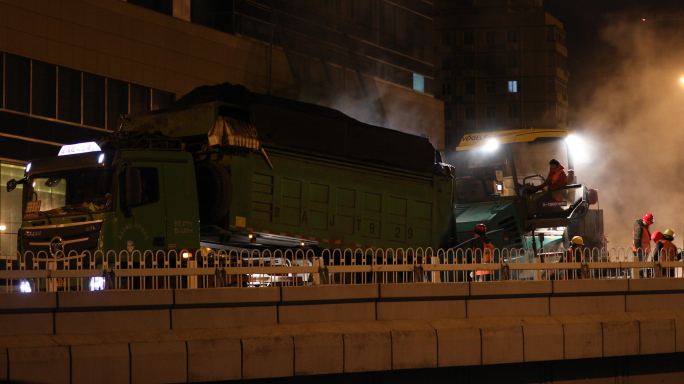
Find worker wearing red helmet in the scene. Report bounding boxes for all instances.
[633,213,653,271]
[472,223,495,282]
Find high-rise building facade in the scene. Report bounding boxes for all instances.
[435,0,569,158]
[0,0,441,254]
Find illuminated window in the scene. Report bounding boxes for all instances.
[508,81,518,93]
[413,74,425,92]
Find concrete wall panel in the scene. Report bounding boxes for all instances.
[0,292,56,310]
[550,295,625,315]
[602,321,639,357]
[0,313,54,335]
[282,284,378,302]
[130,340,187,384]
[523,323,564,362]
[469,280,552,297]
[279,302,375,324]
[55,309,170,334]
[436,327,481,367]
[481,326,523,365]
[9,346,70,384]
[553,279,628,294]
[242,336,293,379]
[187,338,241,382]
[626,293,684,312]
[676,318,684,352]
[563,322,602,359]
[377,300,465,321]
[72,343,129,384]
[58,290,173,309]
[174,287,280,305]
[380,282,469,299]
[0,348,6,382]
[639,319,675,355]
[391,328,437,370]
[294,333,343,376]
[467,297,549,317]
[172,306,277,329]
[344,331,392,373]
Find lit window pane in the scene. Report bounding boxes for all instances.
[508,80,518,93]
[413,74,425,92]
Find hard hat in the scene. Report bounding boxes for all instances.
[664,228,675,237]
[651,230,663,242]
[571,236,584,246]
[474,223,487,233]
[643,213,654,225]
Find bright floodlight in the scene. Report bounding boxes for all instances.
[25,163,31,173]
[680,77,684,85]
[98,153,105,164]
[565,134,589,165]
[482,138,500,152]
[89,277,105,291]
[20,280,32,293]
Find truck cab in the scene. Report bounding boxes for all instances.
[7,141,200,264]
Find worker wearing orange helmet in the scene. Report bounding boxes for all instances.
[472,223,495,282]
[633,213,653,277]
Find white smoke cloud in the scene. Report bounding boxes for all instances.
[577,13,684,248]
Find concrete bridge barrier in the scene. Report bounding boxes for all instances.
[2,279,684,383]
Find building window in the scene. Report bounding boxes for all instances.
[442,57,451,71]
[152,89,175,111]
[32,61,56,118]
[465,106,475,119]
[486,106,496,118]
[465,81,475,95]
[507,30,518,43]
[191,0,235,33]
[464,30,474,45]
[445,107,451,121]
[508,81,518,93]
[413,74,425,92]
[485,31,495,44]
[5,54,30,114]
[441,31,451,46]
[130,84,151,115]
[442,82,451,96]
[508,104,518,118]
[507,53,518,68]
[107,79,129,131]
[58,67,82,124]
[463,55,474,70]
[83,73,106,128]
[128,0,173,16]
[486,80,496,94]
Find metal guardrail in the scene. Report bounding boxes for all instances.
[0,247,682,292]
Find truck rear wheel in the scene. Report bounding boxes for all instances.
[196,161,233,224]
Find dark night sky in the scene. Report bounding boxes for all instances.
[543,0,684,123]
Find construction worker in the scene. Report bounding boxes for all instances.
[535,159,568,201]
[654,228,680,277]
[633,213,653,278]
[648,230,664,262]
[472,223,495,282]
[562,236,584,279]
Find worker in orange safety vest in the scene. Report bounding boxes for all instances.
[472,223,495,282]
[633,213,653,278]
[653,228,680,277]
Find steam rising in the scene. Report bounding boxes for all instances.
[577,14,684,248]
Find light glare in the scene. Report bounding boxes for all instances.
[482,138,500,152]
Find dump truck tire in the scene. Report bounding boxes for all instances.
[196,161,233,224]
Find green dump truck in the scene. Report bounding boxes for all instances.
[7,84,602,276]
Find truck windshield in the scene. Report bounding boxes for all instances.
[24,170,114,219]
[453,139,569,203]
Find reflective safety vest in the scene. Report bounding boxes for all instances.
[659,239,677,262]
[632,223,651,253]
[475,242,495,276]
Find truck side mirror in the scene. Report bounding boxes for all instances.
[125,167,142,207]
[6,179,16,192]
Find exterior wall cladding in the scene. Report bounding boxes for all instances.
[434,0,569,153]
[0,0,444,163]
